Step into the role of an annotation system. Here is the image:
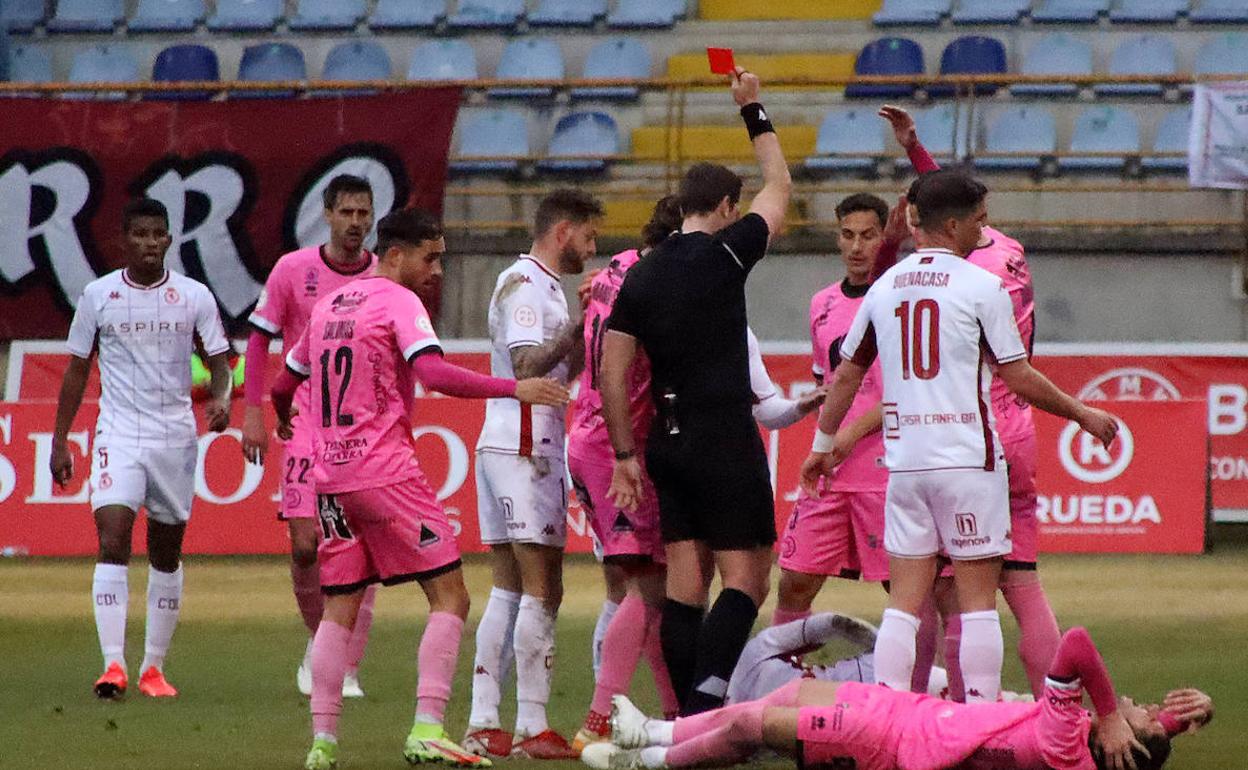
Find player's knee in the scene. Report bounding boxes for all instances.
[149,553,180,573]
[97,537,131,565]
[290,540,318,568]
[431,585,471,620]
[778,570,823,607]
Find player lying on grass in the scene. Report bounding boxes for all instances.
[585,627,1212,770]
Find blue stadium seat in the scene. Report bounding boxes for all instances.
[1059,106,1140,172]
[318,41,391,95]
[1011,33,1091,97]
[976,106,1056,172]
[1190,0,1248,22]
[9,44,51,83]
[1094,35,1175,97]
[845,37,924,99]
[899,103,977,165]
[236,42,306,99]
[571,38,650,100]
[1110,0,1189,23]
[371,0,446,28]
[607,0,686,28]
[448,0,525,29]
[951,0,1029,24]
[530,0,607,26]
[207,0,282,31]
[873,0,952,26]
[489,38,563,99]
[130,0,205,32]
[1142,106,1190,173]
[451,109,529,174]
[151,43,219,100]
[67,44,139,100]
[1032,0,1109,23]
[930,35,1006,97]
[407,40,477,80]
[1195,33,1248,76]
[48,0,123,32]
[538,112,620,173]
[805,108,885,174]
[1,0,48,33]
[290,0,365,31]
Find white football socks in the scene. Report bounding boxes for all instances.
[592,599,620,677]
[93,563,129,670]
[960,609,1003,703]
[872,608,920,691]
[468,587,520,729]
[513,594,556,738]
[141,564,184,673]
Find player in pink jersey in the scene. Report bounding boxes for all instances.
[272,209,569,770]
[585,627,1211,770]
[242,175,381,697]
[876,105,1061,700]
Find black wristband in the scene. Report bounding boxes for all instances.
[740,102,775,140]
[615,449,637,461]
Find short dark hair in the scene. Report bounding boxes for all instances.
[910,169,988,230]
[835,193,889,229]
[122,198,169,231]
[1093,731,1171,770]
[322,174,373,210]
[375,208,443,256]
[641,195,683,249]
[678,163,743,217]
[534,188,604,238]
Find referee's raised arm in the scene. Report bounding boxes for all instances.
[732,67,792,241]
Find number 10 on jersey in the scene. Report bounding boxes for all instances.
[894,300,941,380]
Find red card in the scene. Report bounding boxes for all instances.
[707,47,736,75]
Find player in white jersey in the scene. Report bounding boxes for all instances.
[51,199,232,700]
[467,189,603,760]
[800,170,1118,706]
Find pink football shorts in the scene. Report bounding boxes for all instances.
[779,488,888,582]
[278,417,316,522]
[568,450,664,563]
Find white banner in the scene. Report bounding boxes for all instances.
[1190,82,1248,189]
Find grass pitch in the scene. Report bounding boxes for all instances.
[2,535,1246,769]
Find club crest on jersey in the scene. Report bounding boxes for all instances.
[331,291,367,314]
[164,287,180,305]
[417,315,435,334]
[305,269,319,296]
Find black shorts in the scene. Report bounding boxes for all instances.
[645,410,776,551]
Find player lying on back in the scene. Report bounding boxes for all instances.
[585,627,1212,770]
[271,209,569,770]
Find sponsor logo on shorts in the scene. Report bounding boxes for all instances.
[612,512,633,533]
[287,489,303,510]
[955,513,978,537]
[419,524,441,547]
[501,497,514,520]
[781,537,796,559]
[542,524,556,537]
[951,535,992,548]
[98,472,112,490]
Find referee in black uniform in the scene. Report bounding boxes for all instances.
[599,68,792,715]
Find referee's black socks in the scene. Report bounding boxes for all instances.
[684,588,758,716]
[661,598,705,712]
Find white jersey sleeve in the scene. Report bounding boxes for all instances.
[66,285,100,359]
[977,280,1027,365]
[499,272,550,350]
[192,285,230,357]
[748,327,805,430]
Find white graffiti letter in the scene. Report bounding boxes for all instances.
[0,159,96,304]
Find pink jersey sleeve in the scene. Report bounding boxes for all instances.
[907,140,940,173]
[249,259,290,337]
[390,289,442,361]
[1037,679,1097,770]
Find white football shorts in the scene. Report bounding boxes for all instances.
[90,441,198,526]
[884,467,1011,561]
[475,451,568,548]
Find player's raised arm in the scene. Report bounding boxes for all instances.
[1047,627,1144,769]
[733,68,791,239]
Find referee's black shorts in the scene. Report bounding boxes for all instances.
[645,408,776,551]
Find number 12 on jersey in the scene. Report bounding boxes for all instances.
[894,299,941,380]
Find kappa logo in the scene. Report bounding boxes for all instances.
[955,512,978,537]
[475,665,488,675]
[612,512,633,533]
[108,291,121,300]
[542,524,557,536]
[164,286,180,305]
[419,524,441,547]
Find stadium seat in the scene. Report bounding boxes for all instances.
[1,0,48,33]
[1190,0,1248,22]
[66,44,139,100]
[1094,35,1176,97]
[320,41,391,95]
[1110,0,1189,23]
[370,0,446,28]
[1059,106,1140,172]
[873,0,952,26]
[236,42,306,99]
[805,107,885,174]
[930,35,1006,97]
[9,44,52,84]
[631,124,818,161]
[976,106,1056,172]
[48,0,123,32]
[1195,33,1248,76]
[130,0,205,32]
[290,0,366,30]
[1142,106,1190,173]
[571,38,650,100]
[899,103,976,164]
[151,43,219,100]
[845,37,924,99]
[951,0,1029,25]
[538,112,620,173]
[207,0,283,31]
[1032,0,1110,23]
[1011,33,1092,97]
[451,109,529,174]
[407,40,477,80]
[530,0,607,26]
[607,0,686,28]
[488,38,563,99]
[448,0,525,29]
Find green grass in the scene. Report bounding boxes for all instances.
[1,538,1246,769]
